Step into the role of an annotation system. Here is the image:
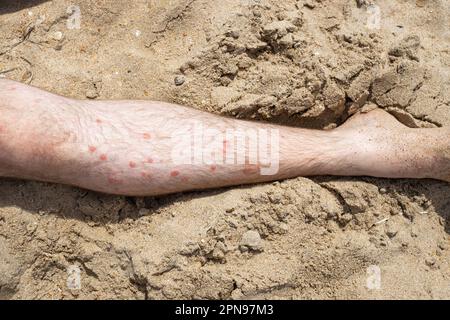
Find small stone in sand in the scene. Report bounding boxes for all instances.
[174,75,185,86]
[86,89,98,99]
[385,224,398,238]
[239,230,263,252]
[425,257,436,267]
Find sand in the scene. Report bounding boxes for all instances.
[0,0,449,299]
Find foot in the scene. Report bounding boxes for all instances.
[335,108,450,182]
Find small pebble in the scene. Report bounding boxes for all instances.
[138,208,150,216]
[252,10,261,17]
[52,31,64,41]
[304,1,316,9]
[174,75,185,86]
[226,30,240,39]
[385,223,398,238]
[356,0,370,7]
[425,257,436,267]
[239,230,263,252]
[86,89,98,99]
[225,207,235,213]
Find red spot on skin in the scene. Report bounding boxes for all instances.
[129,161,137,168]
[96,119,102,124]
[181,176,189,182]
[108,176,122,184]
[10,87,16,91]
[170,170,180,177]
[141,171,151,178]
[210,165,217,172]
[99,154,107,161]
[145,158,154,164]
[143,133,151,140]
[88,146,97,153]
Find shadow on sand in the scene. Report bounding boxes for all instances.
[0,176,448,234]
[0,0,49,15]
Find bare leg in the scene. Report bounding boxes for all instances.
[0,79,449,196]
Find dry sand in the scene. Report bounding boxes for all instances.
[0,0,449,299]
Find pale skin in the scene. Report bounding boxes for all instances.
[0,79,449,196]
